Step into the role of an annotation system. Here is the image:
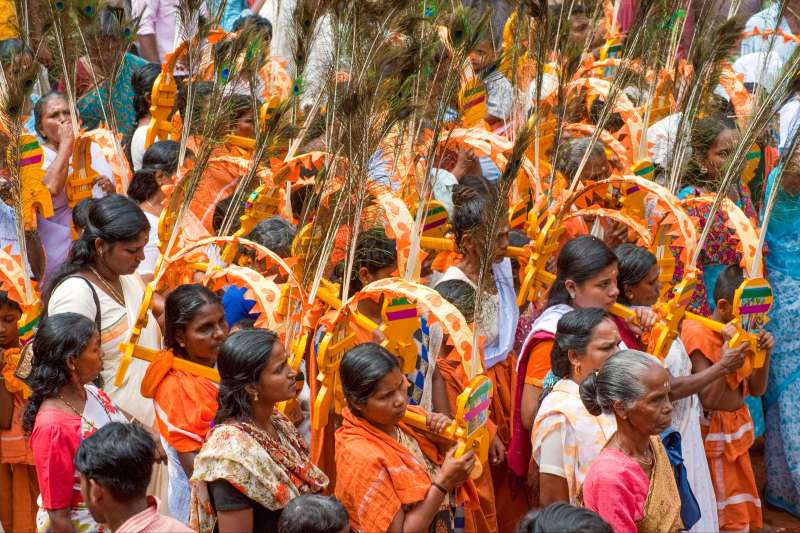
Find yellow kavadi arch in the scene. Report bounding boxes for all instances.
[116,236,311,387]
[313,276,492,477]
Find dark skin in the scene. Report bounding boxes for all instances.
[538,318,621,507]
[80,232,149,307]
[349,367,475,533]
[80,474,150,532]
[173,302,228,479]
[0,303,22,430]
[622,268,748,402]
[607,365,674,478]
[42,332,105,533]
[690,300,775,412]
[216,343,298,533]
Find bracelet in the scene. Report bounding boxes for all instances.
[431,481,449,495]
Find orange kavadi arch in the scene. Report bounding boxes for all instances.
[313,277,484,431]
[116,236,310,387]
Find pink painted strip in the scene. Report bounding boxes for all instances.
[386,308,417,321]
[464,398,491,421]
[739,303,771,314]
[20,154,42,166]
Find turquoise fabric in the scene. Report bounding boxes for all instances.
[77,53,148,136]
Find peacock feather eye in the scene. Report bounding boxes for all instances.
[54,0,65,11]
[292,78,305,96]
[83,5,94,16]
[122,27,132,38]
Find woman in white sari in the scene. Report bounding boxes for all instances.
[43,195,167,506]
[44,194,161,426]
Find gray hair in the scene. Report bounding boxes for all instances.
[579,350,661,416]
[277,494,349,533]
[555,137,606,180]
[245,216,297,259]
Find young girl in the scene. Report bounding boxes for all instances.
[0,291,37,533]
[141,284,228,524]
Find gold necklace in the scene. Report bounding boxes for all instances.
[58,391,95,429]
[89,267,125,306]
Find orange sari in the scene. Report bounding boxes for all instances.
[0,349,38,533]
[140,350,219,452]
[335,406,478,533]
[437,348,499,533]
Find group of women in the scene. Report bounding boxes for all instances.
[3,1,800,533]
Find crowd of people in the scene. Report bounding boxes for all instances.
[1,0,800,532]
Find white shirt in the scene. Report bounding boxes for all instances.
[131,124,148,172]
[732,51,783,91]
[779,96,800,152]
[741,3,798,66]
[137,211,160,278]
[132,0,179,63]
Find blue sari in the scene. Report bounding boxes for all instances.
[762,166,800,517]
[77,53,148,136]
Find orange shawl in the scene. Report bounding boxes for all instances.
[335,406,477,533]
[1,348,33,464]
[140,350,219,453]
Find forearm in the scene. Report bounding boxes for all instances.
[178,450,197,479]
[669,363,727,401]
[749,361,770,397]
[43,149,71,196]
[520,384,541,433]
[398,485,447,533]
[137,35,160,63]
[430,367,452,417]
[47,509,75,533]
[0,381,13,429]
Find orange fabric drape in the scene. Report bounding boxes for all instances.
[140,350,219,453]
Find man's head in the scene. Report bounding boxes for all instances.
[277,494,349,533]
[713,264,745,323]
[75,422,155,524]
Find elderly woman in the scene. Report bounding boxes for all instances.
[531,308,621,506]
[579,350,682,533]
[190,328,328,533]
[34,91,115,280]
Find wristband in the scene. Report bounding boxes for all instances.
[431,481,448,495]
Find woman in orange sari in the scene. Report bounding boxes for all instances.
[335,342,476,533]
[141,284,229,524]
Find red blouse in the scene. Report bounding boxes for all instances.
[30,409,82,509]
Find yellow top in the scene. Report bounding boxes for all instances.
[0,0,19,40]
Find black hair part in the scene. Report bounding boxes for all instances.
[346,227,397,296]
[45,195,149,308]
[0,290,22,313]
[75,422,155,503]
[22,313,98,433]
[615,244,657,306]
[245,216,297,259]
[212,195,244,234]
[435,279,476,323]
[277,494,349,533]
[231,14,273,39]
[71,198,94,232]
[713,263,745,304]
[550,308,613,379]
[0,38,30,62]
[33,91,68,140]
[451,183,504,251]
[164,284,221,356]
[516,502,612,533]
[340,343,399,410]
[131,62,161,122]
[214,328,280,425]
[547,236,617,308]
[127,140,183,203]
[555,137,607,181]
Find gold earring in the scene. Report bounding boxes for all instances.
[253,392,259,401]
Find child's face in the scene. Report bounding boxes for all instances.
[469,41,496,72]
[0,304,22,349]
